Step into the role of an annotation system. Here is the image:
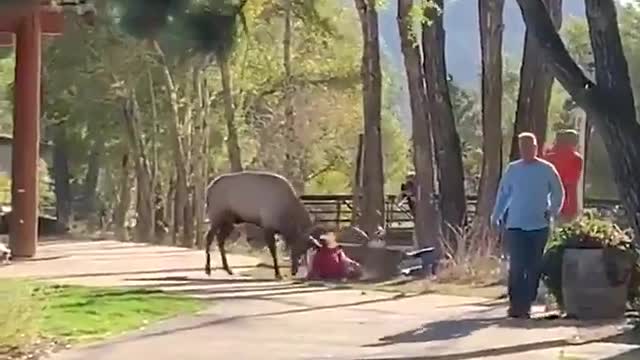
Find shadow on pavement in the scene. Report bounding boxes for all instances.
[29,266,257,280]
[600,331,640,359]
[81,292,418,351]
[366,324,640,360]
[363,339,570,360]
[120,275,330,299]
[605,348,640,359]
[123,276,283,284]
[364,315,570,348]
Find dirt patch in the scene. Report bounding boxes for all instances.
[0,338,68,360]
[342,276,507,299]
[237,263,508,300]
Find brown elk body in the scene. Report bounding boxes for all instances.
[204,171,313,279]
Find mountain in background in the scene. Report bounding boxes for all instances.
[369,0,588,130]
[377,0,587,88]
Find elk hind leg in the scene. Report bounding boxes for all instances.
[265,229,281,279]
[217,222,234,275]
[204,224,217,276]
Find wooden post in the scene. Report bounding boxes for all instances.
[577,110,588,215]
[351,133,364,225]
[10,12,41,258]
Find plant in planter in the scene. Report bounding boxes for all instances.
[541,213,640,316]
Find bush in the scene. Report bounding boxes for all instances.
[541,214,640,309]
[0,280,44,352]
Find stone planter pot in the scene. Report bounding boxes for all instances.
[562,248,630,319]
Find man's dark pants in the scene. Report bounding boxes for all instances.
[505,227,549,314]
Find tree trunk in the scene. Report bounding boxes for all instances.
[193,72,209,249]
[515,0,640,240]
[282,0,304,192]
[166,177,176,245]
[122,92,154,243]
[354,0,385,240]
[113,153,132,241]
[82,139,102,228]
[510,0,562,160]
[154,41,189,246]
[219,57,243,173]
[174,173,188,246]
[148,68,159,240]
[183,186,194,245]
[422,0,466,244]
[470,0,505,254]
[397,0,442,249]
[52,125,71,230]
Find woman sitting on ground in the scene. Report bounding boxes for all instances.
[306,230,362,281]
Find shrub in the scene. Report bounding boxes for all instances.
[0,280,44,352]
[541,214,640,309]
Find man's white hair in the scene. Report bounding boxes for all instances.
[518,132,537,144]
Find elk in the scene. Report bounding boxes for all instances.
[204,171,314,279]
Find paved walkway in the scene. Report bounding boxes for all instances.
[1,239,638,360]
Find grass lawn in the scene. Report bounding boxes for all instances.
[40,284,204,342]
[0,279,205,353]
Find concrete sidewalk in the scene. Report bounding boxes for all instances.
[1,239,638,360]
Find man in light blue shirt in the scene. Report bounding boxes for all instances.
[491,132,564,319]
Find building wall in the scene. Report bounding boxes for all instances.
[0,142,52,178]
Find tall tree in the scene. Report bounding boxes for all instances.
[219,57,243,173]
[51,124,72,230]
[397,0,442,249]
[422,0,466,244]
[282,0,302,191]
[121,90,154,243]
[510,0,562,160]
[153,42,190,246]
[515,0,640,240]
[470,0,505,251]
[354,0,385,239]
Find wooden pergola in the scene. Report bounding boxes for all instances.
[0,1,66,258]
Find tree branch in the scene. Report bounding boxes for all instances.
[304,156,340,182]
[515,0,600,113]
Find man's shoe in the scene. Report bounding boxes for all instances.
[507,307,519,318]
[507,307,530,319]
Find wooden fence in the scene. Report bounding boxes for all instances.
[300,194,623,246]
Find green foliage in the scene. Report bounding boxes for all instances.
[0,56,13,134]
[382,108,411,193]
[26,0,412,235]
[408,0,439,44]
[541,214,640,309]
[38,159,55,210]
[112,0,247,59]
[0,160,55,210]
[0,175,9,204]
[549,214,633,249]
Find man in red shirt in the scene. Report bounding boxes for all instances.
[544,130,584,223]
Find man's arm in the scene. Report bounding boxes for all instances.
[547,164,565,216]
[491,164,512,225]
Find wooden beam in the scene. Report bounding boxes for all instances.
[0,9,64,35]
